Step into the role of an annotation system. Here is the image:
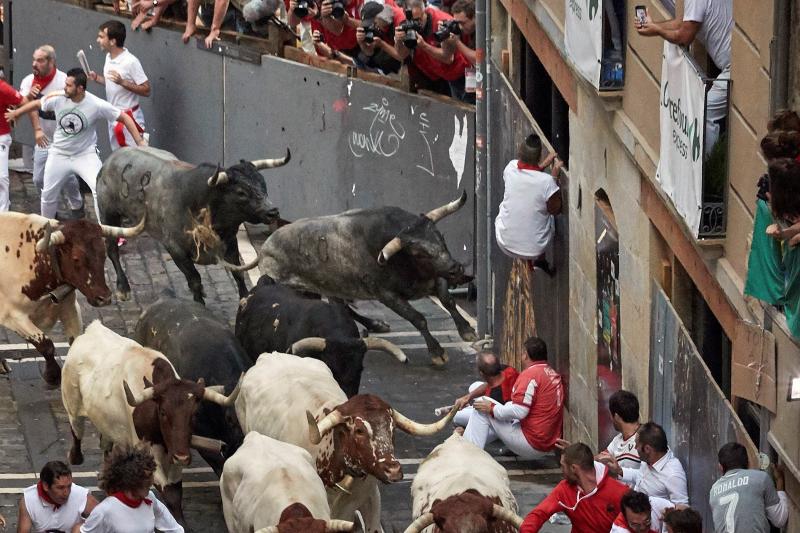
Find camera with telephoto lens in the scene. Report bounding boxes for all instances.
[434,19,461,42]
[399,9,422,49]
[329,0,345,18]
[362,23,377,44]
[294,0,311,17]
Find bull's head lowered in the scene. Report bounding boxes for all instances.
[32,218,145,306]
[123,359,243,466]
[377,191,472,286]
[206,149,291,227]
[404,491,524,533]
[253,503,363,533]
[307,395,455,484]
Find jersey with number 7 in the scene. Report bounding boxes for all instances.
[709,468,782,533]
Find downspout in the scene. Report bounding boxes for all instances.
[484,0,493,337]
[474,0,489,336]
[770,0,790,114]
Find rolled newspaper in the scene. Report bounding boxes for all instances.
[433,405,454,417]
[76,50,91,77]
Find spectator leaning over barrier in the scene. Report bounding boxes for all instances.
[520,443,629,532]
[129,0,179,31]
[355,0,405,74]
[611,490,673,533]
[18,461,98,533]
[448,0,475,65]
[313,0,363,59]
[394,0,472,100]
[494,133,562,275]
[91,20,150,151]
[709,442,788,533]
[80,444,183,533]
[662,508,702,533]
[635,0,732,158]
[313,29,356,64]
[463,336,564,459]
[604,422,689,505]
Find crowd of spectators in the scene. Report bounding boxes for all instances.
[101,0,476,102]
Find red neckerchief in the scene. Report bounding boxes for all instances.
[110,491,153,508]
[32,68,57,93]
[37,481,61,510]
[517,161,543,172]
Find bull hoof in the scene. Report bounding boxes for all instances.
[68,448,84,465]
[116,289,131,302]
[367,319,391,333]
[460,329,479,342]
[430,353,448,367]
[42,361,62,389]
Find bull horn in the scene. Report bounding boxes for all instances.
[307,409,345,445]
[203,373,243,407]
[290,337,327,355]
[101,215,146,239]
[424,190,468,223]
[403,513,435,533]
[251,148,291,170]
[190,435,225,454]
[123,380,155,407]
[325,520,355,532]
[218,254,261,272]
[208,165,229,187]
[363,338,408,363]
[35,222,66,252]
[392,406,456,436]
[377,237,403,265]
[492,504,523,528]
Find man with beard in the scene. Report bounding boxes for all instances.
[521,443,629,532]
[5,69,146,220]
[18,461,98,533]
[19,45,84,218]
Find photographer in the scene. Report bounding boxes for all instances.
[315,0,364,57]
[288,0,318,29]
[394,0,471,100]
[313,29,356,65]
[449,0,475,65]
[355,0,406,74]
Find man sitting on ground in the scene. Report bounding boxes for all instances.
[18,461,98,533]
[463,336,563,459]
[451,351,519,428]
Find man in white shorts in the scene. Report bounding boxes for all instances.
[90,20,150,150]
[6,68,146,220]
[18,461,98,533]
[20,45,84,218]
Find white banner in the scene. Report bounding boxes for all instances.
[565,0,603,88]
[655,42,706,237]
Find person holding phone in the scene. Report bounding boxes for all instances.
[634,0,732,158]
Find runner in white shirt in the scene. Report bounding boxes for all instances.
[82,444,183,533]
[89,20,150,150]
[494,134,562,275]
[20,45,84,217]
[597,390,642,486]
[635,0,732,156]
[18,461,98,533]
[6,68,146,220]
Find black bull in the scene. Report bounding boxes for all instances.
[252,191,477,366]
[96,146,290,304]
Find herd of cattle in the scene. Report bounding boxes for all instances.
[0,146,528,532]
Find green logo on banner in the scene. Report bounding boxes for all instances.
[661,80,702,162]
[588,0,598,20]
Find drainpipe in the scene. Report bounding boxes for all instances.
[474,0,489,336]
[484,0,493,337]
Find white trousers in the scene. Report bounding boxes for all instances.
[0,134,11,211]
[42,150,102,221]
[463,403,548,460]
[705,66,731,157]
[454,381,485,427]
[32,145,83,210]
[108,108,145,150]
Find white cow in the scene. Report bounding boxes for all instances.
[0,212,142,386]
[406,433,524,533]
[235,352,455,533]
[221,431,359,533]
[61,320,239,525]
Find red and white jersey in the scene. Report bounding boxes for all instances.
[607,431,641,484]
[511,362,563,451]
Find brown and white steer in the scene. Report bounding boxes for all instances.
[221,431,359,533]
[61,321,241,526]
[235,353,455,533]
[406,433,524,533]
[0,212,143,386]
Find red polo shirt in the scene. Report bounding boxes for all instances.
[0,81,23,136]
[411,7,471,82]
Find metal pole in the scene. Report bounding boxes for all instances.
[474,0,489,336]
[484,0,493,337]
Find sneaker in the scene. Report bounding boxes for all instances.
[117,237,127,247]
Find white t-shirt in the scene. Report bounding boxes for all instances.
[495,160,560,259]
[103,49,148,111]
[80,491,183,533]
[683,0,733,70]
[23,482,89,533]
[607,432,642,480]
[41,91,121,156]
[19,69,68,142]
